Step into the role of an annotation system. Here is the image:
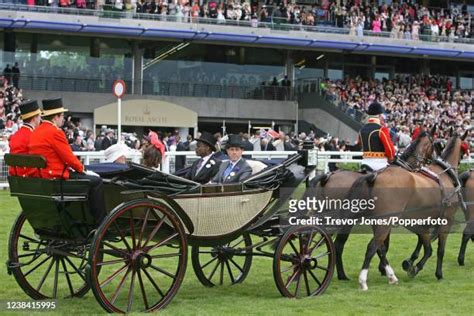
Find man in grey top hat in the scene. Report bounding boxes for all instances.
[211,134,252,184]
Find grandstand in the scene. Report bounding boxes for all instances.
[0,0,473,147]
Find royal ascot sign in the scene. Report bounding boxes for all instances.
[94,99,197,128]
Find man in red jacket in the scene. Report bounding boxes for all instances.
[358,102,396,171]
[29,98,106,224]
[8,100,42,176]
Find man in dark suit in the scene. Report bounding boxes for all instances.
[211,134,252,184]
[184,131,221,183]
[101,129,115,150]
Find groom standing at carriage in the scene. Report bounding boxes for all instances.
[358,101,396,171]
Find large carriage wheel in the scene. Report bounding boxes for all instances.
[191,233,252,287]
[8,212,90,299]
[273,226,335,298]
[88,199,187,313]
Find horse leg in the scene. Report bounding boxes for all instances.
[402,234,423,271]
[408,233,432,277]
[359,226,391,291]
[376,233,398,284]
[378,233,390,276]
[435,232,448,280]
[458,222,474,266]
[335,232,351,280]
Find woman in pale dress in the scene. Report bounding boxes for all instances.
[412,20,420,40]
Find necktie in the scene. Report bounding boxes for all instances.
[195,158,204,174]
[223,163,234,179]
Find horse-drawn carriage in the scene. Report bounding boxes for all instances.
[5,151,335,313]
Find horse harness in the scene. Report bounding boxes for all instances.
[418,158,465,213]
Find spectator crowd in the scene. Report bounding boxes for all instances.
[16,0,473,41]
[321,73,473,147]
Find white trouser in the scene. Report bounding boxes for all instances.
[362,158,388,171]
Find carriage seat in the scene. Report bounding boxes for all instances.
[5,154,90,202]
[246,160,268,175]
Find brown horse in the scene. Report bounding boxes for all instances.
[458,170,474,265]
[312,128,436,280]
[351,131,466,290]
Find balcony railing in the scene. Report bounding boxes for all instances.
[18,75,295,101]
[1,3,473,45]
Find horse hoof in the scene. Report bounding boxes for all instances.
[407,266,418,278]
[379,268,386,276]
[388,276,399,285]
[402,260,412,271]
[338,276,350,281]
[436,273,443,280]
[458,257,465,266]
[359,283,368,291]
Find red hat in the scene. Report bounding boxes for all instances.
[148,131,165,159]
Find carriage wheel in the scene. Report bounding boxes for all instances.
[191,233,252,287]
[8,212,90,299]
[88,200,187,313]
[273,226,335,298]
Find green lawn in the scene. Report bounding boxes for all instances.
[0,190,473,315]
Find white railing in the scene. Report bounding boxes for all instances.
[1,150,474,189]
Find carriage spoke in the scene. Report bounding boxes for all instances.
[207,259,221,282]
[303,270,311,296]
[288,240,300,256]
[294,272,302,297]
[308,269,322,287]
[36,257,55,292]
[225,260,235,283]
[24,255,52,277]
[137,208,151,249]
[142,215,165,249]
[306,230,315,251]
[316,265,329,272]
[112,222,132,252]
[137,269,149,311]
[142,267,165,298]
[219,260,225,285]
[97,258,129,266]
[110,266,132,304]
[102,242,129,258]
[229,258,244,274]
[52,258,60,298]
[149,264,176,279]
[149,253,181,259]
[230,238,245,249]
[285,267,300,289]
[313,251,331,260]
[129,213,137,251]
[200,256,218,270]
[127,270,136,313]
[145,233,179,253]
[64,257,87,282]
[280,263,298,274]
[18,252,40,259]
[308,236,325,256]
[61,258,75,297]
[19,234,42,244]
[100,264,128,288]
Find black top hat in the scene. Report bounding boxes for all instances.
[367,102,384,116]
[42,98,68,117]
[19,100,41,120]
[226,134,245,149]
[196,131,217,151]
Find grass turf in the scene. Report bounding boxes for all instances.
[0,190,473,315]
